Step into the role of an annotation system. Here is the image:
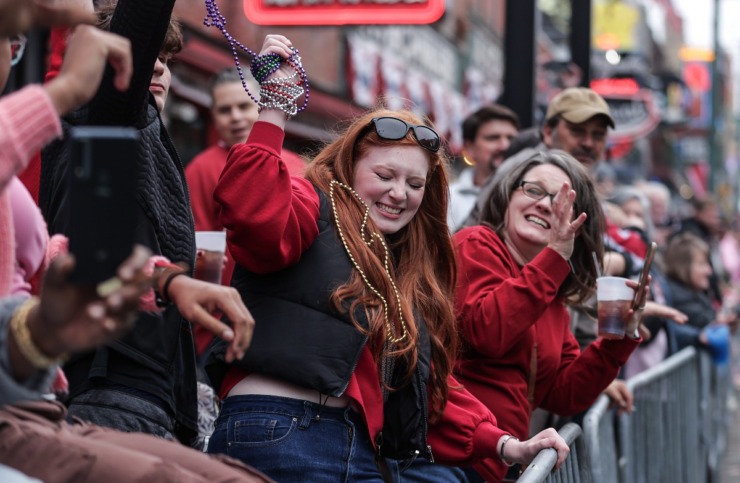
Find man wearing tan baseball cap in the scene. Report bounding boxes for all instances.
[542,87,615,168]
[463,87,616,228]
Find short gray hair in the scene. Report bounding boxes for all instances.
[208,67,258,102]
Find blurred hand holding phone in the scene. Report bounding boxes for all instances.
[626,242,657,335]
[631,242,657,311]
[67,126,139,289]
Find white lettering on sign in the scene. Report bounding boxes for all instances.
[354,25,458,88]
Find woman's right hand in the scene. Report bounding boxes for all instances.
[258,34,296,79]
[254,34,299,128]
[547,182,587,261]
[499,428,570,469]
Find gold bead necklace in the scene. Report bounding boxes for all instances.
[329,180,409,344]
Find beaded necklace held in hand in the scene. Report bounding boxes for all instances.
[203,0,310,114]
[329,180,409,344]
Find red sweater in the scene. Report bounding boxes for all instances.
[185,142,305,354]
[453,226,639,481]
[186,142,306,233]
[186,143,231,232]
[215,121,509,466]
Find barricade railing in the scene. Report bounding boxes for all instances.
[581,394,619,483]
[699,351,732,481]
[516,423,590,483]
[580,346,732,483]
[617,347,700,483]
[514,345,732,483]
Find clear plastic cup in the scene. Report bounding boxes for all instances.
[194,231,226,284]
[596,276,634,340]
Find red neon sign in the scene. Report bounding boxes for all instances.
[590,78,640,96]
[244,0,446,26]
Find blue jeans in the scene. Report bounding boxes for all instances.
[207,395,467,482]
[66,388,175,440]
[386,458,469,482]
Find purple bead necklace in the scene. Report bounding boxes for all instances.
[203,0,310,113]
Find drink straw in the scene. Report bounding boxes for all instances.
[592,252,602,278]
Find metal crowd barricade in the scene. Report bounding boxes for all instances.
[579,346,732,483]
[581,394,619,483]
[516,423,590,483]
[699,350,732,482]
[617,347,700,483]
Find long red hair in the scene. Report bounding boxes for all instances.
[304,109,457,421]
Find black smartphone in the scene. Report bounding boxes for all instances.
[632,242,657,311]
[67,126,139,285]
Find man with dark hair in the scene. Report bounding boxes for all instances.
[541,86,614,169]
[186,67,305,235]
[447,103,518,232]
[463,88,615,230]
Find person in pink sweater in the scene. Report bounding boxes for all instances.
[0,5,272,482]
[0,11,133,299]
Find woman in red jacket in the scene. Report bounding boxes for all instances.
[206,35,569,482]
[453,150,643,481]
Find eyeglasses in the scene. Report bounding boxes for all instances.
[10,35,26,67]
[518,181,557,203]
[365,116,441,153]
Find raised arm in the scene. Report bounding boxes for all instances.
[215,35,319,273]
[454,230,571,358]
[87,0,174,126]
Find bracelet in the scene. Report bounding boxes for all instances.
[10,297,68,369]
[159,270,187,306]
[499,434,519,467]
[153,260,187,307]
[257,82,304,118]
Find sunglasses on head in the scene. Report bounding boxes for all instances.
[9,35,26,67]
[365,116,441,153]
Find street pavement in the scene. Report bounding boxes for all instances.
[720,387,740,482]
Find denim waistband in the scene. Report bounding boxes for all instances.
[219,394,361,426]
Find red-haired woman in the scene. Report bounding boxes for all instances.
[206,35,568,482]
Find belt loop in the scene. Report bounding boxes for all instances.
[298,401,314,429]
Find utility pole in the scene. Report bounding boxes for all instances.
[570,0,592,87]
[502,0,537,128]
[709,0,722,192]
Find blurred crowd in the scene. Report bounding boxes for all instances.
[1,1,738,483]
